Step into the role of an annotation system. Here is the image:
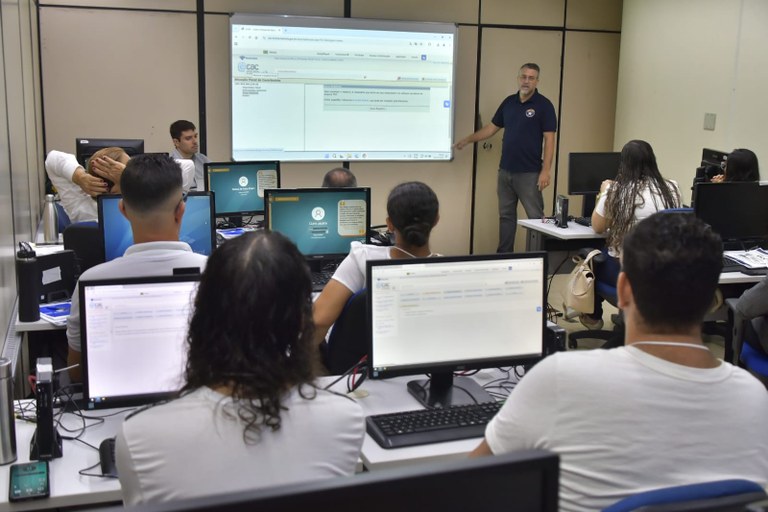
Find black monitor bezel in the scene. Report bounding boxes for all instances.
[701,147,729,168]
[693,182,768,243]
[97,191,216,262]
[203,160,281,217]
[79,274,200,410]
[567,152,621,195]
[75,138,145,168]
[366,252,547,381]
[264,187,372,261]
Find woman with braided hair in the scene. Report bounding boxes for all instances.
[580,140,682,330]
[313,181,440,348]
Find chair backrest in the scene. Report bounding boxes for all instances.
[54,201,71,232]
[323,289,367,375]
[602,479,766,512]
[63,221,103,275]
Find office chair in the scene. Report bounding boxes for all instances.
[322,289,368,375]
[54,201,71,233]
[602,479,766,512]
[568,248,623,349]
[725,298,768,387]
[62,222,103,276]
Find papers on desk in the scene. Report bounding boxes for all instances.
[39,301,71,326]
[724,248,768,269]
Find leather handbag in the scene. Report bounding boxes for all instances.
[563,249,602,314]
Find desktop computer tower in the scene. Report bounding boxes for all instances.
[544,322,566,355]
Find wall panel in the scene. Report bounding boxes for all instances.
[350,0,478,24]
[566,0,622,31]
[481,0,564,27]
[204,0,343,16]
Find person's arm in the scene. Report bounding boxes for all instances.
[453,123,501,151]
[537,131,555,190]
[591,180,613,233]
[312,280,354,347]
[90,156,126,192]
[66,283,83,382]
[45,151,100,222]
[469,439,494,458]
[733,276,768,320]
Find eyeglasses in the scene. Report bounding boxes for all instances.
[518,75,538,82]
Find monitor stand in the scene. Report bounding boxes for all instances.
[581,194,597,218]
[407,372,493,409]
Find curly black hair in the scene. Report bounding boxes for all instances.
[182,230,317,442]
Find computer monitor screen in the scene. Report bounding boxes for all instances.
[203,161,280,217]
[79,274,199,409]
[567,152,621,195]
[367,252,546,408]
[694,182,768,244]
[702,147,728,168]
[75,138,144,168]
[98,192,216,262]
[264,187,371,261]
[106,449,559,512]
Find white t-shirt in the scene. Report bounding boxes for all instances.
[485,346,768,512]
[67,241,207,352]
[331,242,391,293]
[116,385,365,505]
[594,179,681,257]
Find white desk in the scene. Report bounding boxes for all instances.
[0,405,129,511]
[518,218,605,243]
[324,370,518,471]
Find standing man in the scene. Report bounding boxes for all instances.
[170,120,211,190]
[454,63,556,252]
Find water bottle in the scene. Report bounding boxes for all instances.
[42,194,58,244]
[16,242,40,322]
[0,358,17,465]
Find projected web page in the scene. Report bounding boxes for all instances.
[266,189,368,256]
[370,258,544,370]
[231,17,456,161]
[83,281,197,400]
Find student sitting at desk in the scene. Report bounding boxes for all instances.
[732,274,768,356]
[313,181,440,349]
[66,154,207,382]
[115,231,365,505]
[45,148,196,223]
[710,148,760,183]
[471,212,768,512]
[581,139,681,330]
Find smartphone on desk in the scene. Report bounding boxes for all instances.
[8,461,49,502]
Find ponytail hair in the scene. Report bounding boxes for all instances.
[386,182,439,247]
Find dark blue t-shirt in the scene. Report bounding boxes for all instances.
[491,90,557,173]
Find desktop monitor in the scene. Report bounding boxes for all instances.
[79,274,200,410]
[75,138,145,168]
[97,192,216,262]
[367,252,547,408]
[203,161,280,219]
[264,187,371,264]
[694,182,768,245]
[567,152,621,195]
[100,449,558,512]
[701,147,729,168]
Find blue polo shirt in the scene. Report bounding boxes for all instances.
[491,90,557,173]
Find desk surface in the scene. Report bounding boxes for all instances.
[518,218,606,240]
[0,404,129,512]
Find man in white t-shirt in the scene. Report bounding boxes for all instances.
[67,154,207,381]
[471,212,768,512]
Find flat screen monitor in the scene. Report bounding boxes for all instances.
[367,252,547,408]
[264,187,370,262]
[97,192,216,262]
[203,161,280,217]
[75,138,144,168]
[79,274,200,410]
[567,152,621,195]
[101,449,559,512]
[694,182,768,244]
[702,147,728,168]
[230,15,456,162]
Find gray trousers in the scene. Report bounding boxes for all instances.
[497,169,544,253]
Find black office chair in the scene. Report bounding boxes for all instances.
[63,222,104,276]
[322,289,368,375]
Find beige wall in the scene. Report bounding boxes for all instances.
[615,0,767,204]
[37,0,622,256]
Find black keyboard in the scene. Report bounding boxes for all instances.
[99,437,118,477]
[573,216,592,227]
[366,401,503,449]
[722,257,768,275]
[311,269,335,292]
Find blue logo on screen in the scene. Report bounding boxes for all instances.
[443,100,450,108]
[421,54,427,61]
[238,62,247,72]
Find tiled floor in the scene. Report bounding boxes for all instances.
[547,274,726,359]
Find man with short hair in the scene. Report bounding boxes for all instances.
[66,154,208,381]
[322,167,358,188]
[170,120,210,190]
[454,63,556,252]
[471,212,768,511]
